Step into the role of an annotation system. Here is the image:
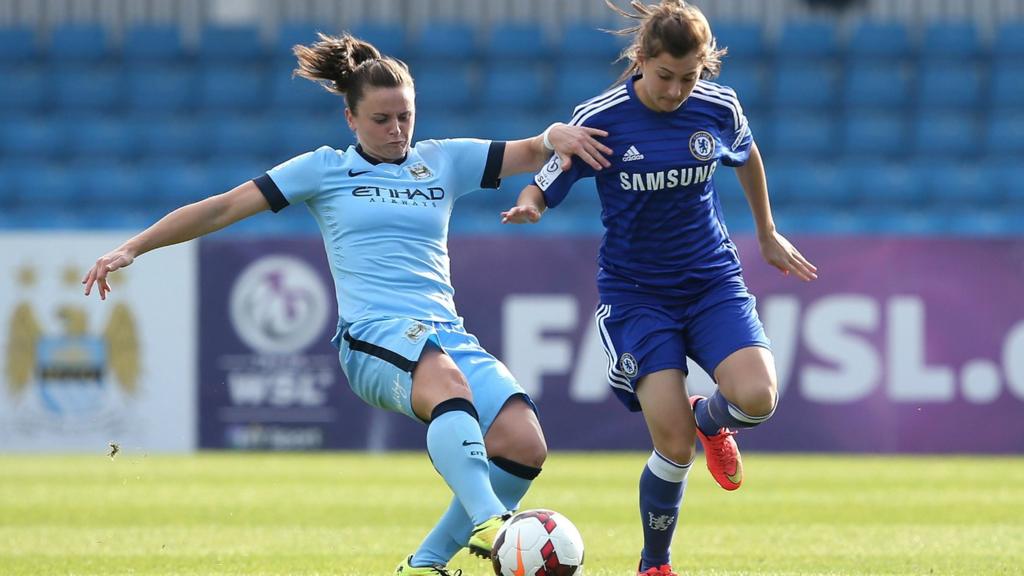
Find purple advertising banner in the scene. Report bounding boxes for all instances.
[200,236,1024,453]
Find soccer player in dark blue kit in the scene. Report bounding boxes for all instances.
[503,2,817,574]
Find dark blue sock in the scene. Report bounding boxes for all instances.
[639,450,690,571]
[694,391,775,437]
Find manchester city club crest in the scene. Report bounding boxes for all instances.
[4,265,139,433]
[408,163,433,180]
[689,130,716,161]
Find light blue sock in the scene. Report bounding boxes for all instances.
[412,458,540,567]
[425,404,506,526]
[695,391,776,437]
[639,450,690,571]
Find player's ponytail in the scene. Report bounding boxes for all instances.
[606,0,726,84]
[293,32,413,113]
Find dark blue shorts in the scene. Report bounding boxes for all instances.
[595,275,770,412]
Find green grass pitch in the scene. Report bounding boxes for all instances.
[1,452,1022,575]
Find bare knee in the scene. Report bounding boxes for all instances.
[652,439,696,467]
[730,380,777,417]
[486,398,547,468]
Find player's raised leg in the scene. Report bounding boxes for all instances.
[412,344,509,544]
[692,346,778,490]
[635,368,695,576]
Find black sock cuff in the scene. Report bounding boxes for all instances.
[491,456,542,480]
[430,397,479,422]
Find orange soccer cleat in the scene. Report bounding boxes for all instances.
[690,395,743,490]
[638,563,679,576]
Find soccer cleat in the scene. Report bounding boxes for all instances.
[690,395,743,491]
[467,512,511,559]
[394,554,462,576]
[638,562,679,576]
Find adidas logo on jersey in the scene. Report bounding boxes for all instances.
[621,145,644,162]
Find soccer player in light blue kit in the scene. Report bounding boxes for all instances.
[503,2,818,574]
[82,33,612,576]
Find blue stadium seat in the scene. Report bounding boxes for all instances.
[267,113,353,159]
[140,159,210,210]
[0,26,37,61]
[912,112,981,157]
[413,113,477,141]
[920,22,981,60]
[768,161,852,208]
[122,24,184,61]
[767,112,837,159]
[842,111,908,158]
[484,23,547,61]
[918,161,997,207]
[992,163,1024,208]
[77,161,145,205]
[205,157,268,192]
[846,21,912,59]
[350,22,407,60]
[991,63,1024,110]
[0,66,48,112]
[480,63,547,110]
[473,111,548,141]
[942,206,1023,236]
[918,61,983,109]
[850,161,926,208]
[199,25,264,60]
[135,115,207,160]
[47,24,109,61]
[410,22,476,60]
[0,117,63,160]
[551,63,621,112]
[65,115,138,161]
[207,115,276,159]
[412,63,475,112]
[54,65,122,112]
[985,112,1024,158]
[268,63,340,113]
[126,65,196,113]
[274,22,327,61]
[198,64,267,111]
[555,24,625,61]
[775,21,838,60]
[771,61,839,110]
[9,161,77,208]
[993,22,1024,61]
[712,22,764,62]
[715,62,765,113]
[843,63,913,110]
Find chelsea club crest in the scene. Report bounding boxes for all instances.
[689,131,716,161]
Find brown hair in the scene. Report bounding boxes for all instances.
[606,0,726,84]
[293,32,413,114]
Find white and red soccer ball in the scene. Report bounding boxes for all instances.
[491,509,585,576]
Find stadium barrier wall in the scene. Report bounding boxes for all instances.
[196,235,1024,454]
[0,232,197,453]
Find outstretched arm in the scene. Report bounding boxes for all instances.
[501,184,548,224]
[500,123,612,178]
[83,180,270,299]
[735,142,818,281]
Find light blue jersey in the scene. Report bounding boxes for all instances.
[254,139,504,325]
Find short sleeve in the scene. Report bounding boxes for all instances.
[257,146,333,211]
[433,138,503,198]
[717,86,753,167]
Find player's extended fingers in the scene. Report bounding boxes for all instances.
[82,267,97,295]
[575,148,606,171]
[582,127,609,138]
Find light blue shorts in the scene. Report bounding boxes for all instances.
[333,317,532,432]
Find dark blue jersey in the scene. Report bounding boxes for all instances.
[534,75,754,303]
